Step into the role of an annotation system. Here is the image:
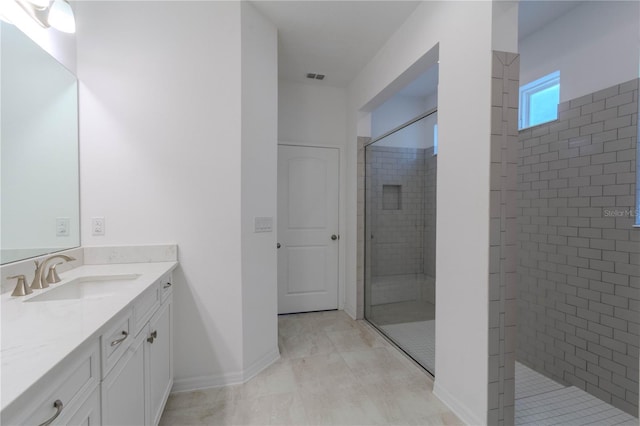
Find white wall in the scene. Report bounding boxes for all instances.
[77,1,247,388]
[240,2,279,375]
[346,1,517,423]
[278,79,348,310]
[520,0,640,102]
[279,80,347,146]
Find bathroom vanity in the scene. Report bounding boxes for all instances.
[1,258,178,426]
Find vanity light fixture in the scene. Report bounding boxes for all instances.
[14,0,76,33]
[47,0,75,33]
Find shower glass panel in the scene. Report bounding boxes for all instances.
[364,111,437,375]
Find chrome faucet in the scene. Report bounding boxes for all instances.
[31,254,75,290]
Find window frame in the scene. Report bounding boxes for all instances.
[519,70,560,129]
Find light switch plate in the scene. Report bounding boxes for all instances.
[254,217,273,233]
[56,217,70,236]
[92,217,105,236]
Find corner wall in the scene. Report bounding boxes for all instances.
[488,51,520,426]
[240,1,279,377]
[77,0,278,391]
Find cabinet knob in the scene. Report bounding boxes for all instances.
[331,234,338,241]
[147,330,158,343]
[163,282,172,289]
[39,399,63,426]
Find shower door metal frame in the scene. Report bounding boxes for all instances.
[363,107,438,378]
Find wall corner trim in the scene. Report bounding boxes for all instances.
[171,370,244,394]
[433,381,484,426]
[242,346,280,383]
[343,304,357,320]
[171,346,280,394]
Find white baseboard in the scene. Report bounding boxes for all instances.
[243,346,280,382]
[343,304,357,320]
[433,381,483,426]
[172,370,243,393]
[171,346,280,394]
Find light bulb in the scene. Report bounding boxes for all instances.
[47,0,74,33]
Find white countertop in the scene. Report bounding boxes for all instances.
[0,261,178,412]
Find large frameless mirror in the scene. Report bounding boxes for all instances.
[1,22,79,264]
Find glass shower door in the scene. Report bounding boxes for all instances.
[364,112,437,375]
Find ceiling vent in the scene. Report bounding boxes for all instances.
[306,73,325,80]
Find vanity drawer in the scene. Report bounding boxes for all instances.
[159,272,173,303]
[12,341,100,426]
[101,310,133,378]
[132,283,160,336]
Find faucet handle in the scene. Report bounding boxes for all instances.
[46,262,64,284]
[8,275,33,297]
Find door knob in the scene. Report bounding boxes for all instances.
[331,234,338,241]
[277,243,281,249]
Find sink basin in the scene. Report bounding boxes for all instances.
[25,274,141,302]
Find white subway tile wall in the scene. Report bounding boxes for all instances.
[517,78,640,417]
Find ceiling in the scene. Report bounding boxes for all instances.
[252,0,584,90]
[251,1,421,87]
[518,1,583,40]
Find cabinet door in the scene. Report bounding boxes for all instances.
[61,386,101,426]
[102,331,145,426]
[147,296,173,425]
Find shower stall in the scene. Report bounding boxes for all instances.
[364,110,438,375]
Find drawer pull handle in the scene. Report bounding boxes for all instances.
[110,331,129,347]
[39,399,63,426]
[147,330,158,344]
[163,282,172,289]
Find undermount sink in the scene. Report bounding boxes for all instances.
[25,274,141,302]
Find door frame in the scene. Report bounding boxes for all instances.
[277,141,345,313]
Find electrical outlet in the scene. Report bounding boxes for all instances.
[56,217,70,236]
[92,217,105,236]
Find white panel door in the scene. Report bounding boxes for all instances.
[278,145,339,314]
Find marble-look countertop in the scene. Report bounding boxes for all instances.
[0,261,178,412]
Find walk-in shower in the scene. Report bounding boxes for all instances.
[364,109,438,375]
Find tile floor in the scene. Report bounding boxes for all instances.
[159,310,461,425]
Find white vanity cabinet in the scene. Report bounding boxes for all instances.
[101,273,173,426]
[147,289,173,425]
[101,328,146,425]
[1,270,175,426]
[1,341,101,426]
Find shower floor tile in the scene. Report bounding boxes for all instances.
[515,362,565,399]
[515,386,637,426]
[378,320,435,373]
